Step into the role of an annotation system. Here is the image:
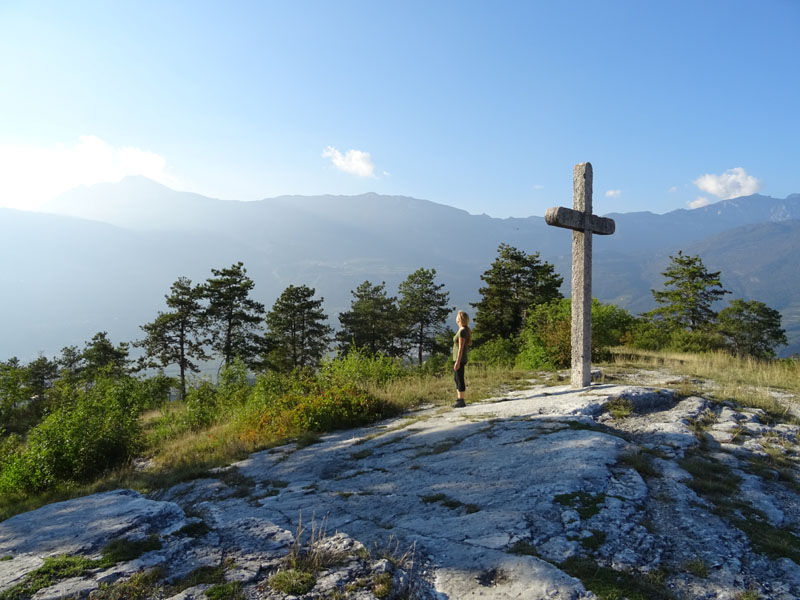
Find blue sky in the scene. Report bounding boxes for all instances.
[1,0,797,217]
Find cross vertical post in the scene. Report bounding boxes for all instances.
[571,163,593,388]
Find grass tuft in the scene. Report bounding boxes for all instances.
[606,396,634,419]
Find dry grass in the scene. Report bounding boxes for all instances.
[609,347,800,394]
[366,364,532,410]
[608,347,799,422]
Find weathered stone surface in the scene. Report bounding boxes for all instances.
[30,576,98,600]
[1,372,798,599]
[0,489,185,556]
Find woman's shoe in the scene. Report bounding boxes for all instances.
[452,399,466,408]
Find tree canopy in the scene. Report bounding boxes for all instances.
[337,280,404,357]
[265,284,333,371]
[649,251,729,331]
[136,277,209,399]
[202,262,266,368]
[718,299,787,359]
[471,243,563,343]
[398,268,451,365]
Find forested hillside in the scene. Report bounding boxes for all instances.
[2,178,797,359]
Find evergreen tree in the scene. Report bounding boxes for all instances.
[81,332,130,381]
[265,284,333,371]
[202,262,266,368]
[717,299,787,359]
[398,268,451,365]
[0,358,27,433]
[58,345,84,381]
[649,251,729,331]
[24,355,59,417]
[471,243,563,343]
[337,280,404,357]
[136,277,209,399]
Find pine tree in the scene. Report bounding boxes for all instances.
[471,243,563,343]
[265,284,333,371]
[81,332,130,381]
[398,268,451,366]
[202,262,266,368]
[337,281,404,357]
[717,299,787,359]
[136,277,209,399]
[649,251,729,331]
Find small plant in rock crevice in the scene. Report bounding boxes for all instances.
[606,396,634,419]
[268,569,316,595]
[618,451,662,480]
[205,581,244,600]
[554,491,607,520]
[682,557,709,578]
[508,540,539,557]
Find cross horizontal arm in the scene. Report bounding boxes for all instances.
[544,206,615,235]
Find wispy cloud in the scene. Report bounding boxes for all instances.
[0,135,179,210]
[668,186,678,193]
[605,189,621,198]
[688,196,711,209]
[533,184,545,190]
[322,146,376,178]
[693,167,761,200]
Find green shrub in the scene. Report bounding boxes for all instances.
[516,299,572,369]
[184,380,219,430]
[668,328,726,353]
[470,337,519,367]
[134,373,175,411]
[516,299,636,369]
[0,377,142,494]
[321,348,404,387]
[252,382,391,439]
[217,358,251,412]
[626,318,671,350]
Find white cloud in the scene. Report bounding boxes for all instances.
[322,146,376,178]
[693,167,761,200]
[605,189,621,198]
[533,184,545,190]
[688,196,711,209]
[0,135,179,210]
[668,186,678,193]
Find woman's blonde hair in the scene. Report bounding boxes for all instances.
[457,311,472,345]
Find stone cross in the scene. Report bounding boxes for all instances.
[545,163,615,388]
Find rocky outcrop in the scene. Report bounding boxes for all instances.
[1,373,798,599]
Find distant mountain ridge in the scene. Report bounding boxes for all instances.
[2,179,797,360]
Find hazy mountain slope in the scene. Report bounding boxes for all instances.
[604,193,800,252]
[6,182,798,360]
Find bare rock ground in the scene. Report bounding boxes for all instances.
[1,370,798,599]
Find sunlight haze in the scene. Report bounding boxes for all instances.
[0,0,797,217]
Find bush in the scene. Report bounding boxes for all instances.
[320,348,404,387]
[516,299,572,369]
[183,380,219,430]
[668,329,726,353]
[626,318,671,351]
[253,382,390,439]
[470,337,519,367]
[0,377,143,494]
[516,299,636,369]
[217,358,251,410]
[134,373,175,411]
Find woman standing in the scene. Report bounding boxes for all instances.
[452,311,472,408]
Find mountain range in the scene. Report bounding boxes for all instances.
[2,177,798,361]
